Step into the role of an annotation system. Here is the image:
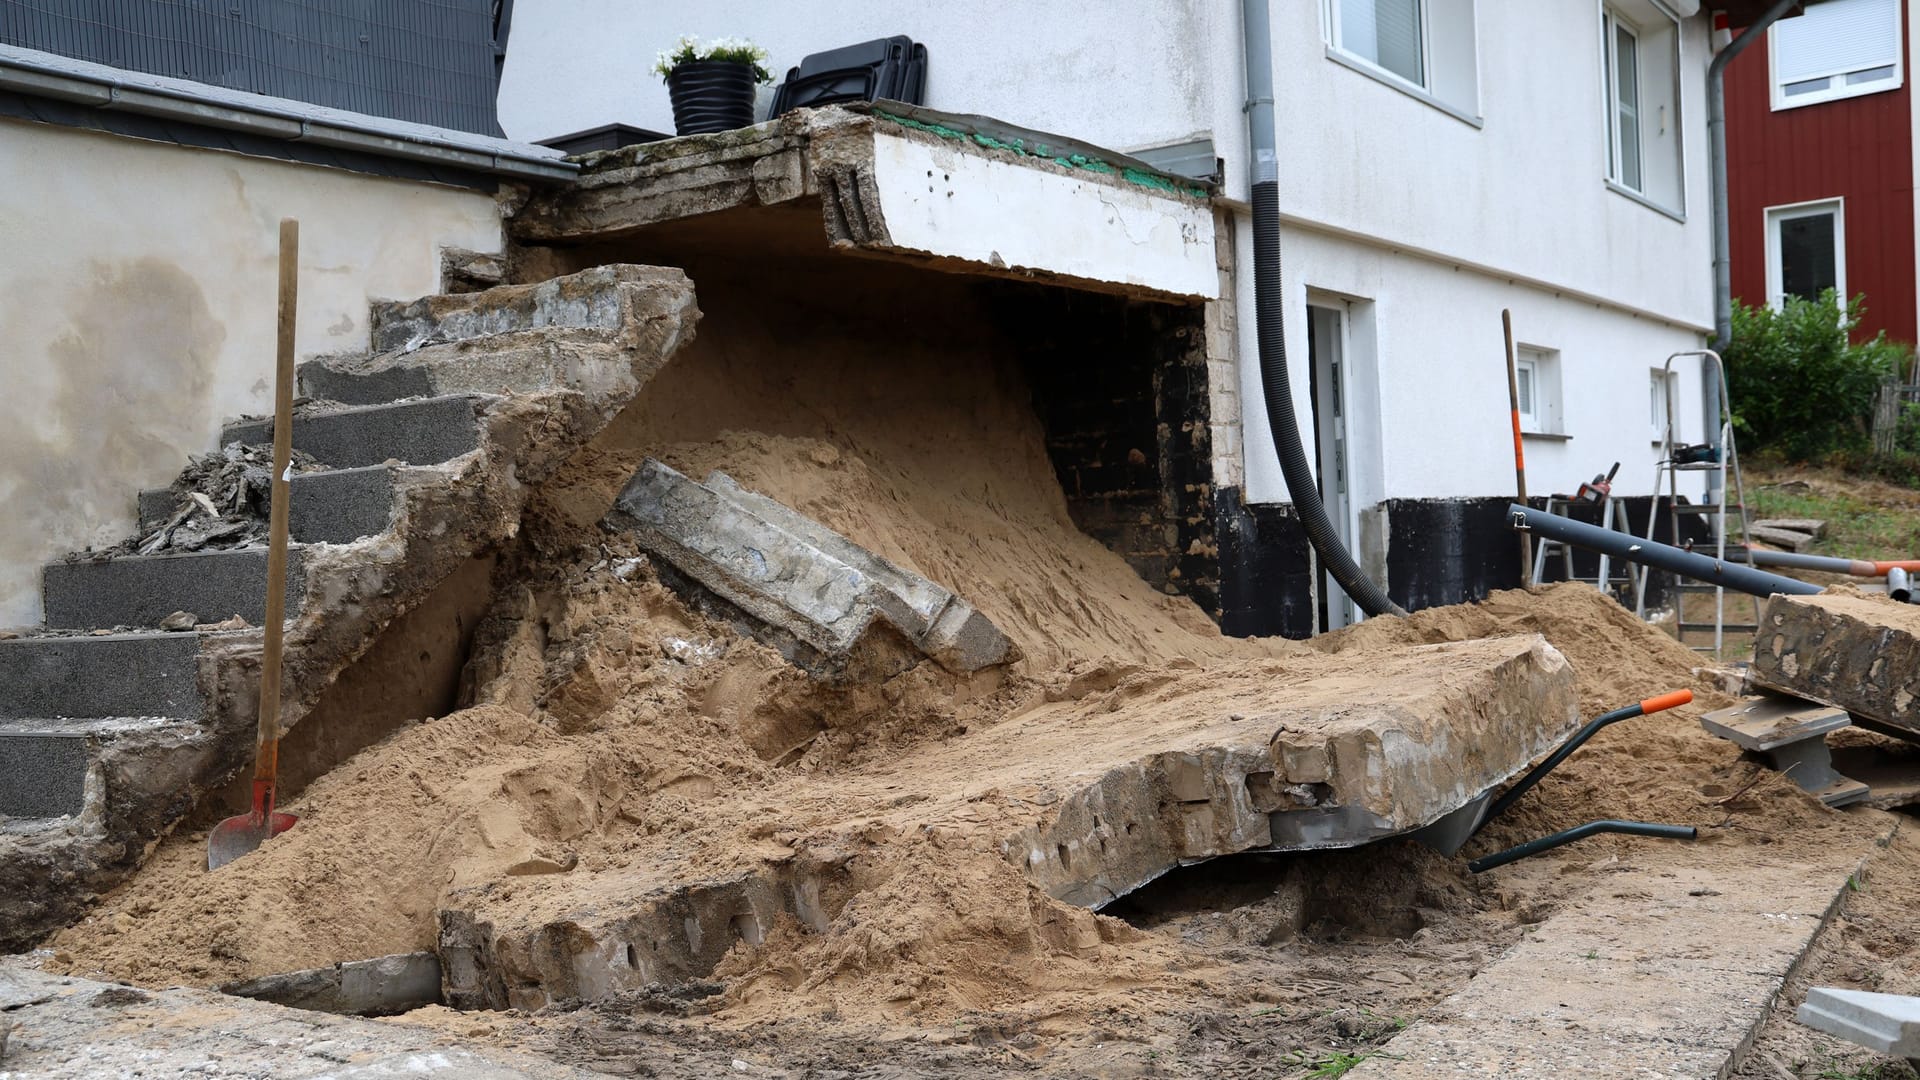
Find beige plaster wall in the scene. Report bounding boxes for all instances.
[0,119,502,627]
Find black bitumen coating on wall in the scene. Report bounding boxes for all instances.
[0,0,511,136]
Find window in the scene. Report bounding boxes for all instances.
[1602,2,1684,215]
[1770,0,1902,110]
[1323,0,1480,122]
[1515,346,1564,435]
[1765,199,1846,306]
[1649,368,1679,440]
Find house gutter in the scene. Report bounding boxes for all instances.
[0,42,575,183]
[1706,0,1798,494]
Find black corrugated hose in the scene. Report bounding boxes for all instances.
[1249,180,1407,618]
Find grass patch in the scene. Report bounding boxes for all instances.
[1813,1058,1918,1080]
[1304,1052,1369,1078]
[1747,478,1920,561]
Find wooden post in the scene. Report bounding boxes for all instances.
[1504,310,1533,587]
[256,219,298,812]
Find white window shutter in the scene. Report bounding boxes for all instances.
[1774,0,1898,82]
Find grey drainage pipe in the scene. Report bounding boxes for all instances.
[1241,0,1406,619]
[1890,567,1912,603]
[1507,504,1820,598]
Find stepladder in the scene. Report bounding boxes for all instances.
[1633,349,1759,657]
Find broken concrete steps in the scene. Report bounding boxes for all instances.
[1752,591,1920,743]
[139,464,400,546]
[41,547,308,629]
[222,393,485,471]
[298,264,697,406]
[0,633,207,820]
[608,459,1012,675]
[440,635,1577,1010]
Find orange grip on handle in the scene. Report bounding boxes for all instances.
[1639,689,1693,715]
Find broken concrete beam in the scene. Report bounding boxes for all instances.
[608,459,1011,675]
[0,968,599,1078]
[440,636,1575,1009]
[1756,517,1826,539]
[1752,592,1920,742]
[1800,987,1920,1058]
[221,952,441,1017]
[302,265,697,407]
[41,546,308,630]
[224,395,484,469]
[1751,524,1817,552]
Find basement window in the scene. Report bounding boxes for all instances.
[1766,198,1846,306]
[1770,0,1903,110]
[1515,345,1564,436]
[1324,0,1482,125]
[1602,0,1685,217]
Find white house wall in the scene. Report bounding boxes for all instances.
[500,0,1715,509]
[0,119,501,627]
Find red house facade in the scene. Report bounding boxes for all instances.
[1725,0,1916,344]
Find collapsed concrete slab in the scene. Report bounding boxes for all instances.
[0,264,699,951]
[439,635,1577,1010]
[1751,591,1920,742]
[607,459,1012,676]
[510,104,1217,303]
[0,968,595,1078]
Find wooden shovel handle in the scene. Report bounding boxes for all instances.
[256,219,298,786]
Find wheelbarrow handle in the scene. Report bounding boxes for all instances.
[1478,689,1693,829]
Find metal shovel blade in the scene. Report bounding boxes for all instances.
[207,809,299,871]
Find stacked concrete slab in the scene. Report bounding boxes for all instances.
[607,459,1013,676]
[0,263,699,950]
[1752,591,1920,742]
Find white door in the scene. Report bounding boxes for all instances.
[1307,303,1355,631]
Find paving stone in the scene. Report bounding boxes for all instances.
[1800,987,1920,1056]
[608,459,1012,675]
[0,967,595,1078]
[1346,822,1893,1079]
[1751,592,1920,743]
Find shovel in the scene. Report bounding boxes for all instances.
[209,219,301,871]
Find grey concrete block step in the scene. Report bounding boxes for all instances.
[296,361,431,407]
[0,717,186,820]
[42,546,307,630]
[0,632,203,720]
[221,395,483,469]
[138,465,397,545]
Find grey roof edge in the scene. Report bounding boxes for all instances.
[0,43,576,183]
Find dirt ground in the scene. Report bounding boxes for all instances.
[31,293,1920,1077]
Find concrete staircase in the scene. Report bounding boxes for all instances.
[0,263,699,950]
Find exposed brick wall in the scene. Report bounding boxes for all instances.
[992,283,1220,615]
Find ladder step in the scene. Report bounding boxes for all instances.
[1679,623,1760,632]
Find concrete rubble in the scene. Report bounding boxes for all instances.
[1751,591,1920,742]
[0,263,700,950]
[439,634,1578,1010]
[1799,986,1920,1058]
[0,967,598,1078]
[222,952,442,1016]
[608,459,1013,676]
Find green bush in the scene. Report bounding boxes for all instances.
[1724,291,1908,462]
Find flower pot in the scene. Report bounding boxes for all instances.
[666,60,758,135]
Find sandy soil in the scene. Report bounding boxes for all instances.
[37,294,1904,1077]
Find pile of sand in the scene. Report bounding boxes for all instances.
[46,307,1847,1021]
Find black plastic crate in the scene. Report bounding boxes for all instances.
[771,35,927,117]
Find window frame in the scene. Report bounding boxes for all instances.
[1767,0,1904,112]
[1327,0,1435,93]
[1649,367,1680,442]
[1514,345,1564,436]
[1606,15,1644,192]
[1599,0,1687,220]
[1321,0,1485,128]
[1764,197,1847,308]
